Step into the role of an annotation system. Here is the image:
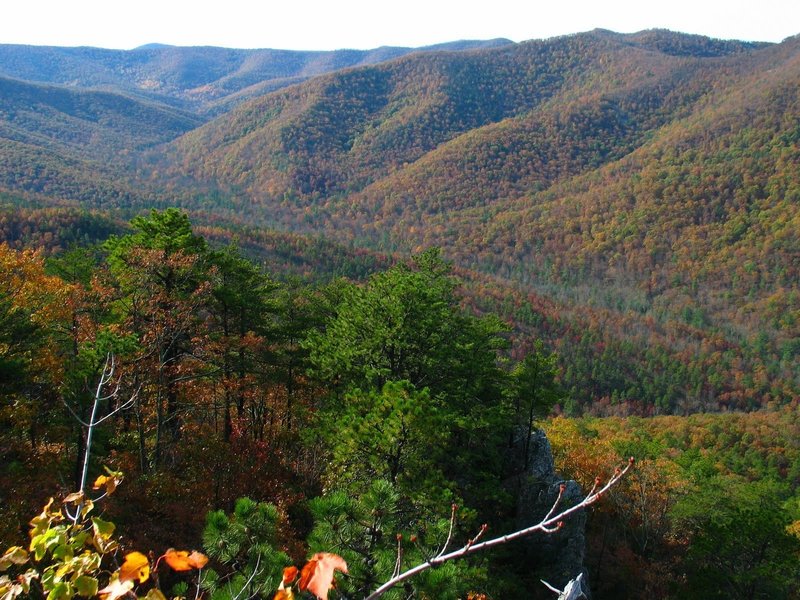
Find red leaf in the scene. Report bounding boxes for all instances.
[187,551,208,569]
[282,566,299,586]
[298,559,317,592]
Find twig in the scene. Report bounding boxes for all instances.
[229,553,262,600]
[540,579,563,594]
[435,503,458,559]
[392,535,403,579]
[364,458,634,600]
[195,568,204,600]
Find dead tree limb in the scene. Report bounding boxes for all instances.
[364,457,634,600]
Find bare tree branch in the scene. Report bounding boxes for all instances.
[364,458,634,600]
[65,354,138,524]
[542,573,588,600]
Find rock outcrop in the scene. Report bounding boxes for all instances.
[509,429,590,599]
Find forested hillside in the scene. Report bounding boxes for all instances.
[1,27,799,600]
[1,212,796,600]
[153,29,799,413]
[165,30,767,205]
[0,40,510,113]
[0,29,797,413]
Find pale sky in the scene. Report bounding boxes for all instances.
[2,0,798,50]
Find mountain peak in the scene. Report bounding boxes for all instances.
[133,43,175,50]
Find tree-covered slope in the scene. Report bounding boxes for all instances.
[0,40,511,113]
[154,31,799,411]
[418,35,800,363]
[0,76,200,207]
[162,32,671,199]
[0,76,200,156]
[162,30,768,204]
[1,30,797,412]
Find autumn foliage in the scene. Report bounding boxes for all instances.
[0,211,798,598]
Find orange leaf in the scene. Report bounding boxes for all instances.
[163,549,192,571]
[298,553,348,600]
[282,566,299,587]
[119,551,150,583]
[272,590,292,600]
[187,551,208,569]
[163,549,208,571]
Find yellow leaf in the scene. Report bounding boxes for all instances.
[0,546,29,570]
[119,552,149,583]
[92,476,110,491]
[788,519,800,540]
[63,491,84,504]
[29,499,61,538]
[92,470,123,496]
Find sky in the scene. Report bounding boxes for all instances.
[2,0,798,51]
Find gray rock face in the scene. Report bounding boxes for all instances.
[510,429,590,597]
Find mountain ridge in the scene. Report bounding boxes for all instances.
[0,39,512,113]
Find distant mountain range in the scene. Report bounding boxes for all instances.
[0,39,511,113]
[0,29,797,413]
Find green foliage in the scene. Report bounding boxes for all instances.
[307,248,507,409]
[303,250,543,597]
[307,480,484,599]
[201,498,291,600]
[0,290,39,391]
[319,382,453,507]
[306,249,516,509]
[546,410,800,598]
[507,342,561,425]
[671,476,800,599]
[105,208,207,275]
[1,494,114,600]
